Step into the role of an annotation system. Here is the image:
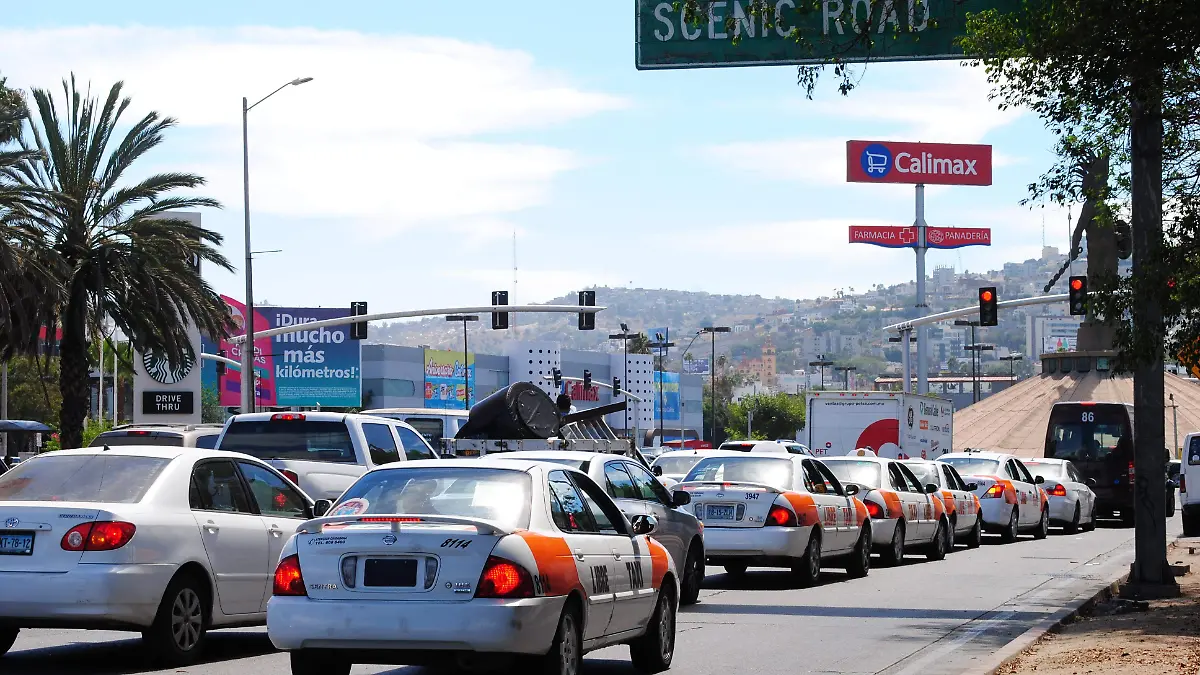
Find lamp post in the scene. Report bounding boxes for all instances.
[240,76,313,414]
[809,356,834,390]
[1169,393,1180,457]
[835,365,858,390]
[955,320,981,403]
[608,323,634,437]
[999,353,1024,384]
[446,315,479,409]
[649,332,675,448]
[963,343,995,404]
[701,326,731,445]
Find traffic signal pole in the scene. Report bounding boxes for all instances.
[915,185,929,396]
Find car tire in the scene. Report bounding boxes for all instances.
[723,563,747,578]
[1034,507,1050,540]
[679,544,704,606]
[0,627,18,657]
[845,526,871,578]
[879,521,905,566]
[946,516,956,550]
[790,532,821,587]
[142,573,209,666]
[1083,503,1097,532]
[1001,507,1019,543]
[1065,503,1082,534]
[1184,511,1200,537]
[1167,493,1177,518]
[290,650,351,675]
[926,521,948,561]
[967,515,983,548]
[525,602,583,675]
[629,586,676,674]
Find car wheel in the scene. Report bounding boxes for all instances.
[290,650,351,675]
[1083,503,1097,532]
[679,544,704,605]
[1034,507,1050,540]
[790,532,821,587]
[142,574,208,666]
[946,517,956,550]
[0,628,18,656]
[1167,493,1177,517]
[879,521,905,566]
[926,521,947,561]
[968,515,983,548]
[629,585,676,674]
[1001,507,1019,543]
[526,602,583,675]
[1065,503,1082,534]
[723,563,747,578]
[845,526,871,578]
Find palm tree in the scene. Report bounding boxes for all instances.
[17,75,233,447]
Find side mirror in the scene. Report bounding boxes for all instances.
[653,465,664,477]
[1085,478,1098,488]
[313,499,332,517]
[630,514,658,536]
[670,490,691,507]
[925,483,939,494]
[844,483,860,496]
[965,483,978,491]
[1034,475,1046,484]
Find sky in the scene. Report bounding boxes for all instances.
[0,1,1077,314]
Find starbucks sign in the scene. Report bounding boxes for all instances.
[141,344,196,385]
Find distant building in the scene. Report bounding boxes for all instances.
[735,338,778,387]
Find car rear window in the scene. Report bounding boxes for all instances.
[652,455,705,476]
[1023,461,1065,480]
[683,457,792,490]
[331,467,532,530]
[90,431,184,447]
[822,460,884,489]
[942,457,1002,477]
[218,420,356,463]
[902,462,939,487]
[0,454,170,503]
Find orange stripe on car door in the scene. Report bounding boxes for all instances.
[515,531,582,596]
[940,490,957,516]
[647,537,669,588]
[782,493,820,527]
[852,497,869,524]
[879,490,904,519]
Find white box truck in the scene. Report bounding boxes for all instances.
[805,391,954,460]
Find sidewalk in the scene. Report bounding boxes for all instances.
[1000,544,1200,675]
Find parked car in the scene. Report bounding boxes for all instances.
[1181,433,1200,535]
[1021,457,1098,532]
[215,412,438,501]
[940,451,1049,542]
[359,407,469,454]
[90,423,225,449]
[899,458,985,548]
[0,446,315,664]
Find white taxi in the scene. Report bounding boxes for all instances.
[822,451,952,565]
[266,460,678,675]
[940,451,1049,542]
[1021,458,1098,533]
[676,452,871,585]
[900,459,984,548]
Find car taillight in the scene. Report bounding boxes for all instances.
[1181,476,1187,493]
[475,556,534,598]
[359,517,424,523]
[273,554,306,596]
[865,500,884,519]
[983,484,1006,499]
[280,469,299,484]
[1128,461,1135,482]
[271,413,306,422]
[60,521,136,552]
[340,556,357,589]
[766,504,797,527]
[1049,484,1067,497]
[127,430,151,436]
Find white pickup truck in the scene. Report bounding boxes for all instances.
[215,411,438,501]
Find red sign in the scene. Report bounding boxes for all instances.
[849,225,918,248]
[850,225,991,249]
[925,226,991,248]
[567,381,600,402]
[846,140,992,186]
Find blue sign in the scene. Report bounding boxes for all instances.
[860,143,893,179]
[683,358,710,375]
[652,371,680,422]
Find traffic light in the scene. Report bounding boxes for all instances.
[583,369,592,390]
[978,287,998,326]
[552,367,563,389]
[1068,276,1087,315]
[216,349,226,377]
[350,301,368,340]
[577,290,596,331]
[1115,220,1132,260]
[613,377,621,396]
[490,290,509,330]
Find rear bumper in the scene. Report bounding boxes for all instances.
[702,525,811,563]
[869,518,901,548]
[0,563,176,629]
[267,595,566,655]
[978,499,1014,529]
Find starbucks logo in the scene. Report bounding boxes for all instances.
[142,344,195,385]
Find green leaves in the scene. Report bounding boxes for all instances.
[724,391,806,442]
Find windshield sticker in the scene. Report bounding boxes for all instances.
[328,498,369,517]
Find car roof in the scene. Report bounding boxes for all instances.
[1021,457,1063,463]
[941,451,1012,461]
[366,458,546,473]
[686,450,799,461]
[653,450,717,460]
[34,446,248,461]
[106,423,223,432]
[822,455,889,466]
[361,408,471,417]
[488,451,623,463]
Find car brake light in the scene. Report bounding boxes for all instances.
[1128,461,1135,481]
[127,430,151,436]
[271,413,306,422]
[1049,484,1067,497]
[61,521,136,552]
[983,484,1006,499]
[273,554,307,596]
[766,504,797,527]
[1182,476,1187,493]
[475,556,534,598]
[865,500,884,519]
[280,469,300,484]
[359,517,424,523]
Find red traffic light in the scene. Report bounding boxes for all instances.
[980,290,994,302]
[1070,278,1083,291]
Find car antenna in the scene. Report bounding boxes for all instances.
[103,444,110,452]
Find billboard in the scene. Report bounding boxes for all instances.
[424,349,474,410]
[214,296,362,408]
[847,140,992,186]
[683,358,710,375]
[849,225,991,249]
[652,371,681,422]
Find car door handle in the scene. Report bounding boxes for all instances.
[269,527,284,537]
[573,548,585,561]
[204,522,220,534]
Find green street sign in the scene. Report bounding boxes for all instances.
[636,0,1016,70]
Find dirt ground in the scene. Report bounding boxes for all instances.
[1001,546,1200,675]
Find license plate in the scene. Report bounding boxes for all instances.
[706,505,736,520]
[0,532,33,556]
[363,558,418,587]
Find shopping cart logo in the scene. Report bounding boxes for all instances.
[860,143,893,178]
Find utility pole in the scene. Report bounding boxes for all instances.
[650,332,675,448]
[1169,394,1180,459]
[446,315,479,409]
[809,356,834,391]
[608,324,634,437]
[702,327,731,445]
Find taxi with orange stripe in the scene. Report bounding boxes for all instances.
[266,460,679,675]
[940,451,1050,543]
[822,450,953,565]
[675,452,872,585]
[900,458,985,549]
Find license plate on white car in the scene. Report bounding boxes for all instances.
[706,505,736,520]
[364,558,418,587]
[0,532,33,555]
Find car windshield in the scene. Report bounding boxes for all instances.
[683,457,792,490]
[902,462,940,487]
[330,467,532,530]
[653,455,706,476]
[942,457,1002,477]
[1022,461,1065,481]
[90,431,184,447]
[0,454,170,503]
[219,420,356,463]
[822,460,884,489]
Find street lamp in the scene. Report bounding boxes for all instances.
[964,343,995,404]
[999,353,1024,383]
[955,319,981,404]
[835,365,858,390]
[809,356,834,390]
[446,315,479,410]
[240,76,313,414]
[608,323,634,437]
[701,326,731,445]
[649,332,675,449]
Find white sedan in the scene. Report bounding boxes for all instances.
[1022,458,1098,533]
[0,446,314,664]
[940,451,1049,542]
[267,459,679,675]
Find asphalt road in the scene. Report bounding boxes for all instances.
[3,517,1178,675]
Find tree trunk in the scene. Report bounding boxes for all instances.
[57,284,90,449]
[1127,79,1174,591]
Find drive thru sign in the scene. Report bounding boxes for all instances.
[847,140,992,186]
